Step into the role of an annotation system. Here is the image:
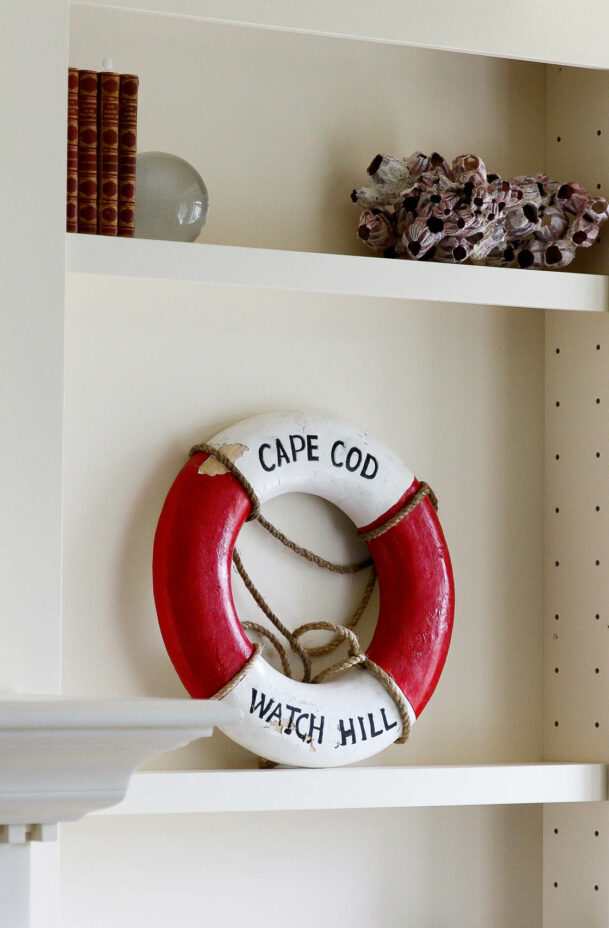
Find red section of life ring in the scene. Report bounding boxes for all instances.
[153,450,454,718]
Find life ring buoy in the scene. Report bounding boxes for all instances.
[153,412,454,767]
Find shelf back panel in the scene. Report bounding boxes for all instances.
[69,7,547,258]
[63,276,544,770]
[60,805,542,928]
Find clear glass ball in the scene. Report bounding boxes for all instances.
[135,151,209,242]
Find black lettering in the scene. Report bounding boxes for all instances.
[284,704,302,735]
[331,440,345,467]
[250,688,275,719]
[276,438,290,466]
[361,453,379,480]
[381,707,398,732]
[346,446,363,472]
[358,716,368,741]
[289,434,306,461]
[295,713,310,741]
[368,711,383,737]
[338,717,357,746]
[306,434,319,461]
[266,702,283,725]
[309,713,325,745]
[258,444,275,472]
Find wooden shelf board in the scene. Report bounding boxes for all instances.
[71,0,609,70]
[67,235,609,313]
[97,764,608,816]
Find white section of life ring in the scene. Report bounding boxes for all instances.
[207,412,416,765]
[219,652,415,767]
[208,411,414,529]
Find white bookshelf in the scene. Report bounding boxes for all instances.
[4,2,609,926]
[67,234,609,312]
[100,764,608,816]
[72,0,609,69]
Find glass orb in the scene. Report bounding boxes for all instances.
[135,151,209,242]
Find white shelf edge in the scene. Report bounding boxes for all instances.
[66,235,609,314]
[96,763,608,816]
[71,0,609,71]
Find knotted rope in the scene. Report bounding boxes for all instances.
[189,441,439,746]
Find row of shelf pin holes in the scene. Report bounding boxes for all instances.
[553,342,602,486]
[556,129,603,141]
[546,212,604,903]
[553,825,601,895]
[551,341,604,732]
[549,128,604,241]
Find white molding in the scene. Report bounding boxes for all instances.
[97,764,608,815]
[71,0,609,69]
[0,699,239,831]
[66,235,609,314]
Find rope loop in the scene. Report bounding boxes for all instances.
[293,621,366,683]
[192,440,437,746]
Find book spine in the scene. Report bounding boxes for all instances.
[98,72,120,235]
[118,74,139,237]
[77,70,99,234]
[66,68,79,233]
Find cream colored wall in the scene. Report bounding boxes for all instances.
[69,8,546,256]
[60,805,542,928]
[62,277,544,772]
[62,11,547,928]
[0,0,67,695]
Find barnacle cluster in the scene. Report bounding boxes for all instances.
[351,152,608,269]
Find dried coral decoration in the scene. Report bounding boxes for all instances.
[352,152,609,269]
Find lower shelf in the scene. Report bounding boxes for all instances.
[97,763,608,815]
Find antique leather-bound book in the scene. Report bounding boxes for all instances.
[66,68,79,232]
[77,69,99,234]
[117,74,139,237]
[98,72,120,235]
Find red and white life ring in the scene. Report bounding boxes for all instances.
[153,412,454,767]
